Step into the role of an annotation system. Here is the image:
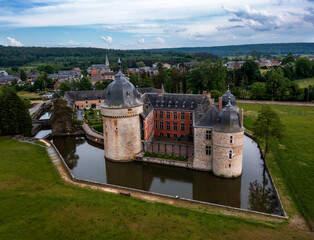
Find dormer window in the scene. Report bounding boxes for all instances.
[182,101,186,108]
[175,101,178,108]
[161,100,165,107]
[168,101,172,107]
[156,100,159,107]
[191,101,194,108]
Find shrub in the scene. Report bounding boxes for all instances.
[157,153,164,158]
[178,156,186,161]
[164,153,170,159]
[92,124,103,133]
[73,119,84,125]
[220,174,225,178]
[91,103,96,109]
[144,152,150,157]
[171,155,177,160]
[150,152,157,157]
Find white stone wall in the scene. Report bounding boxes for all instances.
[193,127,212,171]
[212,131,244,178]
[102,107,143,161]
[101,105,143,117]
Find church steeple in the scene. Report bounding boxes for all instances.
[105,54,109,67]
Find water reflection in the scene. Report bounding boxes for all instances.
[52,135,282,215]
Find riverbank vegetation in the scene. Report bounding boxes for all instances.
[238,103,314,230]
[0,137,313,239]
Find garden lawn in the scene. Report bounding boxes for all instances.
[293,78,314,88]
[0,137,312,239]
[238,103,314,229]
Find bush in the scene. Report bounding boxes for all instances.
[91,103,96,109]
[157,153,164,158]
[164,153,170,159]
[178,156,186,161]
[73,119,83,125]
[144,152,150,157]
[171,155,177,160]
[92,124,103,133]
[150,152,157,157]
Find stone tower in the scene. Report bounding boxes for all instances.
[212,96,244,178]
[101,59,143,161]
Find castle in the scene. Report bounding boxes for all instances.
[101,60,244,178]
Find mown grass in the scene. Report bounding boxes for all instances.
[293,77,314,88]
[238,103,314,229]
[0,137,312,239]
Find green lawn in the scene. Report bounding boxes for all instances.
[0,137,313,239]
[293,78,314,88]
[238,103,314,229]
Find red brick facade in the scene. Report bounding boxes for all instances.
[144,109,193,139]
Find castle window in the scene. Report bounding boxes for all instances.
[229,150,233,159]
[206,146,211,155]
[181,122,185,131]
[99,100,101,103]
[181,112,185,120]
[173,122,178,131]
[230,136,233,144]
[173,112,177,119]
[174,134,178,138]
[206,130,211,140]
[166,122,171,131]
[229,164,231,168]
[159,111,163,119]
[167,133,170,138]
[159,121,164,130]
[190,112,193,120]
[155,120,158,129]
[155,111,158,118]
[86,100,88,104]
[160,132,163,137]
[166,111,170,119]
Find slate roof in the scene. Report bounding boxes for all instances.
[145,93,206,111]
[195,104,219,128]
[213,101,244,133]
[64,90,106,106]
[92,64,109,70]
[138,87,160,94]
[0,75,19,83]
[102,70,142,108]
[58,71,78,76]
[141,94,154,118]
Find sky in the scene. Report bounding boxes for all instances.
[0,0,313,49]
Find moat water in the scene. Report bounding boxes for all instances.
[52,135,282,215]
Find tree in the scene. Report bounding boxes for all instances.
[20,70,27,81]
[0,86,32,136]
[78,77,92,91]
[51,98,74,133]
[171,67,179,93]
[253,106,285,161]
[136,61,146,68]
[281,53,295,65]
[250,82,266,100]
[95,81,105,90]
[241,59,261,85]
[266,68,287,100]
[295,57,312,79]
[59,82,70,95]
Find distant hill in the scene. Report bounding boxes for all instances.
[149,43,314,56]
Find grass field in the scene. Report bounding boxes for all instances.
[293,78,314,88]
[238,103,314,230]
[1,137,313,239]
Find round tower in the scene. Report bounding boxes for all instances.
[212,96,244,178]
[101,59,143,161]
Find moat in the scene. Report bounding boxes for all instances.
[52,135,282,215]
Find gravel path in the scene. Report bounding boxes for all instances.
[237,100,314,107]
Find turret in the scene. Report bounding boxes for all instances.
[101,58,143,161]
[212,96,244,178]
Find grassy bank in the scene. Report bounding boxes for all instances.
[238,103,314,229]
[294,77,314,88]
[0,137,312,239]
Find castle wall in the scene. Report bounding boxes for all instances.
[102,106,143,161]
[212,131,244,178]
[193,127,212,171]
[74,99,105,109]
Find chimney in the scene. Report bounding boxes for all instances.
[202,91,207,97]
[207,92,211,99]
[239,108,244,127]
[218,97,222,111]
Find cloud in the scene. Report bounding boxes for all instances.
[155,37,165,43]
[7,37,24,47]
[58,40,80,46]
[100,36,113,44]
[137,38,145,44]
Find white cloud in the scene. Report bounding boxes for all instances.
[58,40,80,46]
[7,37,24,47]
[100,36,113,44]
[137,38,145,44]
[155,37,165,43]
